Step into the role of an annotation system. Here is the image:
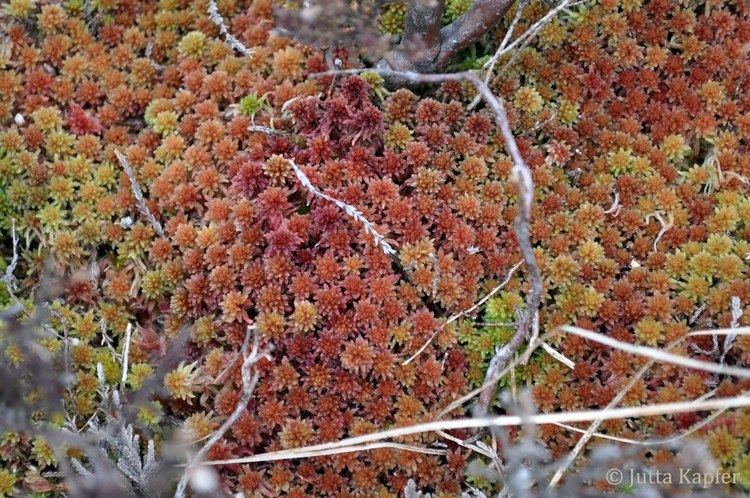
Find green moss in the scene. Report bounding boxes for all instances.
[379,2,407,35]
[238,92,269,119]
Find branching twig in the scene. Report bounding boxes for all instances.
[482,0,580,81]
[468,0,529,109]
[114,150,164,237]
[604,189,621,216]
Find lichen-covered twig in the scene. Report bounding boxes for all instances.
[1,218,19,293]
[114,150,164,237]
[287,158,397,256]
[174,326,269,498]
[207,0,252,56]
[248,125,289,136]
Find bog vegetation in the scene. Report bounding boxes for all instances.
[0,0,749,496]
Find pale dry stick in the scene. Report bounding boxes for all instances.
[539,340,574,369]
[547,325,750,487]
[560,325,750,378]
[174,326,269,498]
[120,323,132,386]
[688,326,750,337]
[200,396,750,466]
[440,327,750,419]
[403,260,524,366]
[554,387,726,447]
[287,158,397,256]
[604,190,621,216]
[114,150,164,237]
[207,0,252,56]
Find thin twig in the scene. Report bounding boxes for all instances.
[199,396,750,466]
[180,442,445,466]
[114,150,164,237]
[482,0,578,79]
[644,210,674,251]
[604,189,621,216]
